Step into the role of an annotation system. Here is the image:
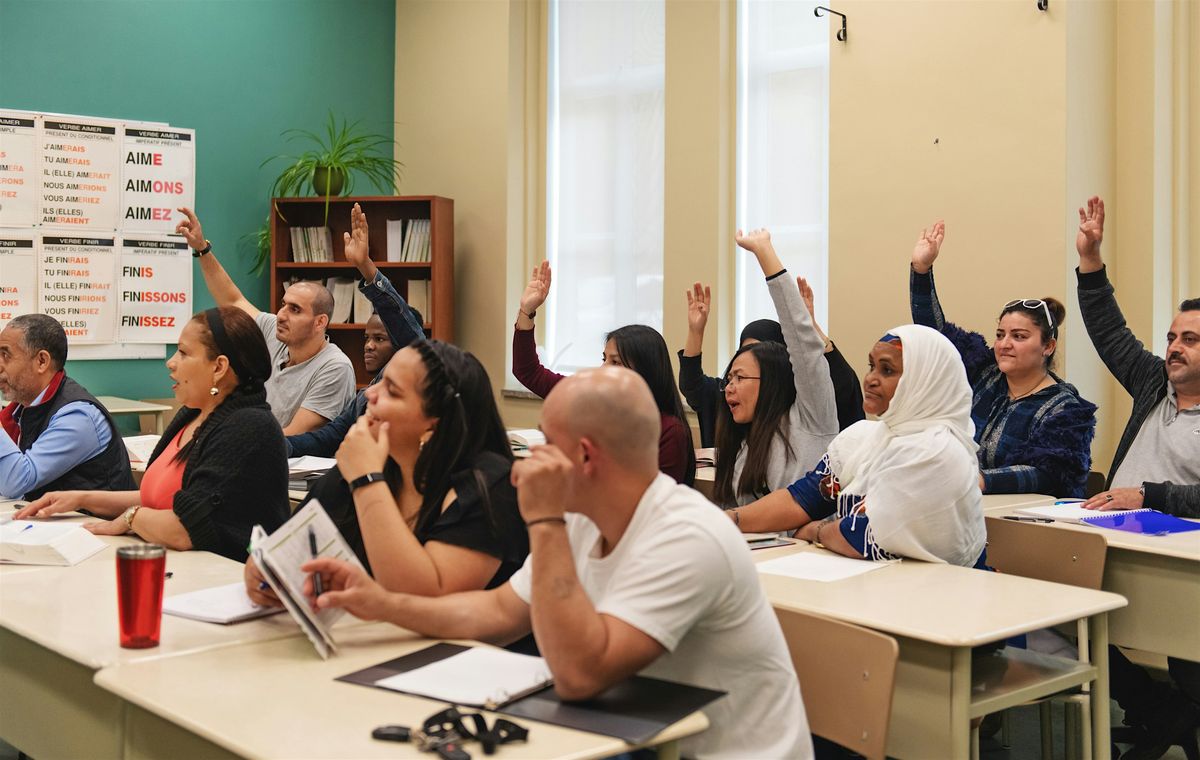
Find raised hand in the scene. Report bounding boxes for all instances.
[520,261,552,315]
[174,207,206,250]
[734,228,772,256]
[343,203,372,269]
[686,282,711,335]
[1076,196,1105,264]
[911,221,944,274]
[796,276,815,320]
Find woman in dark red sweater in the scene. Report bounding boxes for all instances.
[512,262,695,486]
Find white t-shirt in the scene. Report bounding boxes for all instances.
[255,312,355,428]
[509,474,812,760]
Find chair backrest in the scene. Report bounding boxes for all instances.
[1085,471,1107,498]
[984,516,1108,589]
[774,608,898,760]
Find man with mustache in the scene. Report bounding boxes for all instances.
[1074,195,1199,760]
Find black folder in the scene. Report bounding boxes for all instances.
[337,643,725,744]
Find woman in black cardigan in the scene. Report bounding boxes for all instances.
[17,308,289,561]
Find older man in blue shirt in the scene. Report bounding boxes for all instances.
[0,314,136,500]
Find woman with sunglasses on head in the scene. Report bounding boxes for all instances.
[512,262,695,486]
[728,325,987,568]
[908,222,1097,498]
[712,229,840,508]
[245,339,529,604]
[18,308,289,560]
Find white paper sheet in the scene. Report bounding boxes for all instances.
[375,647,553,708]
[756,552,890,582]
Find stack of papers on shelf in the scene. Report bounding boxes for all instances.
[400,219,431,262]
[325,277,356,324]
[289,226,334,262]
[385,219,405,262]
[163,582,286,624]
[407,280,430,319]
[0,521,105,566]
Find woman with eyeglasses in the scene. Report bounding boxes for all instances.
[711,229,840,508]
[512,262,695,485]
[908,221,1098,498]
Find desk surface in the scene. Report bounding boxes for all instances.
[95,623,710,760]
[754,543,1126,647]
[985,498,1200,561]
[0,545,302,670]
[97,396,173,414]
[980,492,1056,510]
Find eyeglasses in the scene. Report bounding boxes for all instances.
[719,374,761,391]
[1004,299,1055,331]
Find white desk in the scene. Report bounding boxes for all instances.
[98,396,173,435]
[980,492,1056,510]
[95,622,709,760]
[0,544,304,760]
[984,499,1200,661]
[754,542,1127,759]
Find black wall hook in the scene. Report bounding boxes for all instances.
[1037,0,1048,10]
[814,6,847,42]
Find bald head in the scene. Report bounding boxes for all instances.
[543,366,660,475]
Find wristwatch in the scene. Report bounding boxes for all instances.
[192,240,212,257]
[349,472,387,492]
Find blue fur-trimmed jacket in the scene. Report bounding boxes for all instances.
[911,268,1098,498]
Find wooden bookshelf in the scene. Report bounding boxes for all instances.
[269,195,454,386]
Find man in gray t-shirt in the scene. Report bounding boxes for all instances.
[175,208,355,435]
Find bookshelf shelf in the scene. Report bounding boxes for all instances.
[269,195,454,386]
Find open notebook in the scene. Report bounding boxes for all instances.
[0,521,105,565]
[373,645,553,709]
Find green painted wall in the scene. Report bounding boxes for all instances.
[0,0,395,428]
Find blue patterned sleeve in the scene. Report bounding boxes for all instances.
[909,267,996,384]
[786,455,837,520]
[983,394,1098,498]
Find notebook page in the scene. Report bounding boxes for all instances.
[756,552,890,582]
[1016,504,1137,522]
[163,582,284,624]
[375,647,553,708]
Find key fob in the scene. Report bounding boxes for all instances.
[371,724,412,742]
[435,740,471,760]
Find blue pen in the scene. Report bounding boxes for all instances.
[20,523,34,533]
[1054,499,1085,505]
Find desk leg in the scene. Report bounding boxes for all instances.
[655,738,681,760]
[154,411,164,435]
[951,646,972,759]
[1090,612,1111,760]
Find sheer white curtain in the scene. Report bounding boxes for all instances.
[545,0,665,375]
[736,1,830,335]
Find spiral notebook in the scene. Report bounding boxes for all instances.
[1075,509,1200,536]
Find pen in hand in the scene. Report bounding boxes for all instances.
[308,526,324,597]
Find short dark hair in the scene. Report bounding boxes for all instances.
[9,314,68,370]
[1180,298,1200,313]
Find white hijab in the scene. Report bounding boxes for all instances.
[826,324,985,566]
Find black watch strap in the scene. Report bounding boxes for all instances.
[192,240,212,257]
[349,472,387,492]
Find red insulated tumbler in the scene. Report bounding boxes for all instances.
[116,544,166,648]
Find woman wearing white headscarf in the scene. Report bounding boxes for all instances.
[729,324,986,567]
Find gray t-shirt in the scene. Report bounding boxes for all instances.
[1111,383,1200,489]
[255,312,356,428]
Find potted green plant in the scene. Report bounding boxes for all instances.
[256,111,403,272]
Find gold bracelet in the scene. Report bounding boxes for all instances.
[124,505,141,532]
[814,520,825,547]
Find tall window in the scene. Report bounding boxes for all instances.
[736,1,830,333]
[545,0,665,374]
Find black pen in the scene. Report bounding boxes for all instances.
[1002,516,1054,523]
[308,526,324,596]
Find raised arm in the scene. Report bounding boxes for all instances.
[512,262,565,398]
[735,229,837,434]
[344,203,425,347]
[797,275,865,430]
[1074,196,1164,396]
[677,282,721,431]
[175,207,259,317]
[336,417,505,595]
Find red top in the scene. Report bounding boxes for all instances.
[512,325,691,483]
[139,429,187,510]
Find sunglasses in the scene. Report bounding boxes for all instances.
[1004,299,1055,331]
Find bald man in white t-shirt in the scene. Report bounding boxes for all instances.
[304,366,812,759]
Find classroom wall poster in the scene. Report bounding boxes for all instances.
[120,127,195,234]
[0,112,39,227]
[117,235,192,343]
[38,235,117,344]
[38,117,121,231]
[0,231,38,332]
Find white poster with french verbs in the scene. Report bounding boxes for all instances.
[37,234,117,344]
[117,235,192,343]
[119,127,195,234]
[38,118,121,231]
[0,231,37,331]
[0,112,39,227]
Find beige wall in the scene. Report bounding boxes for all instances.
[396,0,1194,474]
